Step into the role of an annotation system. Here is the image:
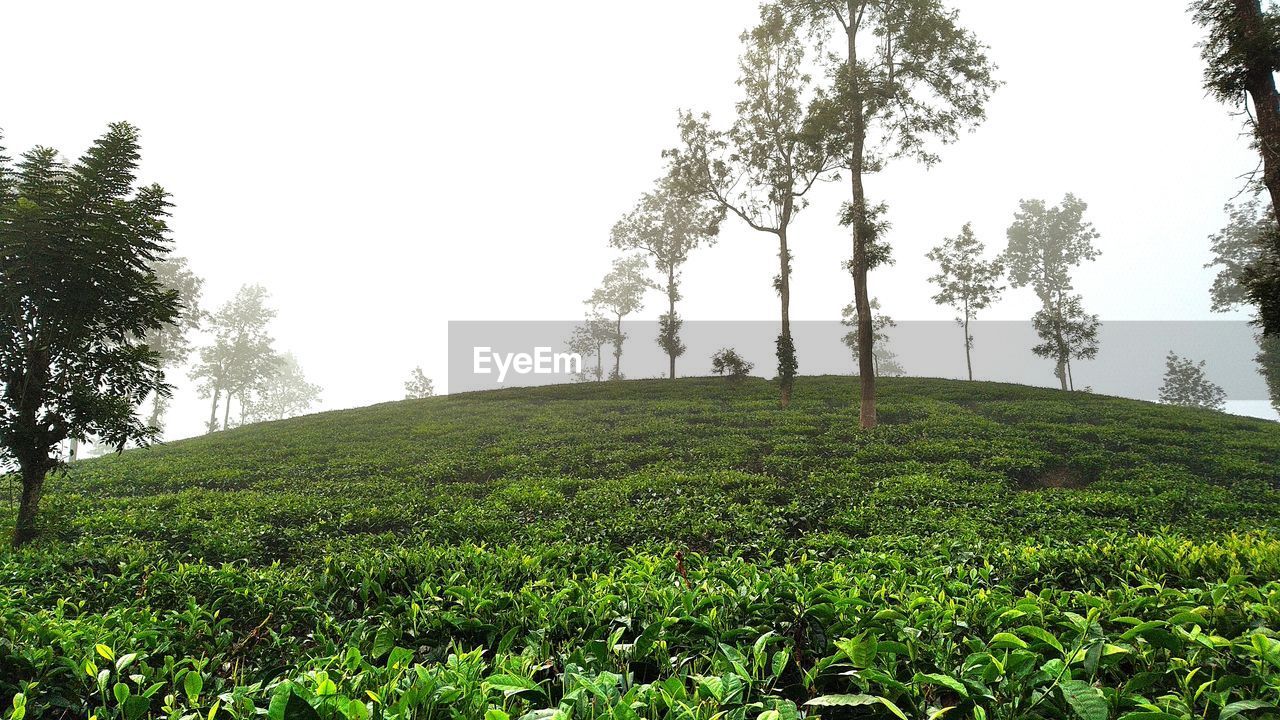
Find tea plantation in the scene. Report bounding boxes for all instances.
[3,376,1280,720]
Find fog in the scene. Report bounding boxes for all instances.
[2,1,1271,439]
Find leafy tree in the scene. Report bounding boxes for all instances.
[784,0,999,427]
[667,6,840,407]
[588,255,651,380]
[190,285,280,432]
[1159,351,1227,410]
[927,223,1004,380]
[1031,294,1099,392]
[404,366,436,399]
[1004,194,1101,390]
[242,353,322,423]
[142,256,204,432]
[711,348,755,378]
[1259,333,1280,414]
[1192,0,1280,226]
[566,313,613,382]
[841,297,903,377]
[611,170,723,380]
[0,123,180,545]
[1206,197,1277,312]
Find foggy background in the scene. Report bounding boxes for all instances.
[2,1,1272,439]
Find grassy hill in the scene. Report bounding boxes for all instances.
[3,377,1280,719]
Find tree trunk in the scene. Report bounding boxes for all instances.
[613,315,623,380]
[12,462,46,546]
[963,313,974,382]
[207,386,221,433]
[668,267,678,380]
[846,0,877,429]
[1234,0,1280,226]
[68,438,78,462]
[1053,296,1069,391]
[779,227,794,408]
[223,390,233,429]
[148,392,163,431]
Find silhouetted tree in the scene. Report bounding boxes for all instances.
[611,170,723,380]
[842,297,903,377]
[667,6,840,407]
[1159,351,1227,410]
[927,223,1004,380]
[566,313,613,382]
[242,353,322,422]
[0,124,180,545]
[1004,194,1101,390]
[190,285,279,432]
[1206,198,1277,312]
[588,255,651,380]
[784,0,999,427]
[404,366,435,399]
[711,348,754,379]
[1258,334,1280,414]
[143,256,204,432]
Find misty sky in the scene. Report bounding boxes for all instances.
[2,1,1269,438]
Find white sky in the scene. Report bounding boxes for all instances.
[2,1,1269,439]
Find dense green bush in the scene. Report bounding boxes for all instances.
[2,377,1278,719]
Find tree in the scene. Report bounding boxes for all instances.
[566,313,613,382]
[0,123,180,545]
[587,255,651,380]
[404,366,435,399]
[711,348,755,379]
[784,0,999,427]
[1192,0,1280,226]
[190,285,280,432]
[1031,294,1100,391]
[242,353,322,423]
[1004,194,1101,390]
[142,256,204,432]
[667,6,840,407]
[927,223,1005,380]
[611,170,723,380]
[841,297,903,377]
[1258,334,1280,414]
[1159,351,1227,410]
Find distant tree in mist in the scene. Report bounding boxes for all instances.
[566,313,613,382]
[1159,351,1227,411]
[711,348,754,379]
[191,285,280,432]
[610,170,723,380]
[588,255,651,380]
[1004,195,1101,390]
[927,223,1005,381]
[242,353,322,422]
[404,366,436,399]
[783,0,999,428]
[1031,294,1099,392]
[1206,198,1277,312]
[842,297,903,377]
[143,256,205,432]
[666,6,840,407]
[0,123,180,545]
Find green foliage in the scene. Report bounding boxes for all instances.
[1160,352,1228,411]
[403,367,436,400]
[711,348,755,379]
[2,377,1280,718]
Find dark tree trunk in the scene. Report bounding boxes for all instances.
[207,386,221,433]
[222,390,232,430]
[613,315,623,380]
[847,0,877,429]
[668,266,678,380]
[1234,0,1280,225]
[13,462,46,546]
[963,313,974,382]
[778,227,794,408]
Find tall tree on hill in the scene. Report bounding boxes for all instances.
[588,255,651,380]
[783,0,999,427]
[190,285,280,432]
[1031,294,1099,392]
[566,312,613,382]
[0,124,180,545]
[610,170,723,380]
[1192,0,1280,335]
[242,353,322,423]
[666,5,841,407]
[1004,195,1101,390]
[142,256,205,432]
[927,223,1005,380]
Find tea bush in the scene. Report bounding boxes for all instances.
[2,376,1279,719]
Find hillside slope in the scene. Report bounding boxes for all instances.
[38,375,1280,559]
[5,376,1280,720]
